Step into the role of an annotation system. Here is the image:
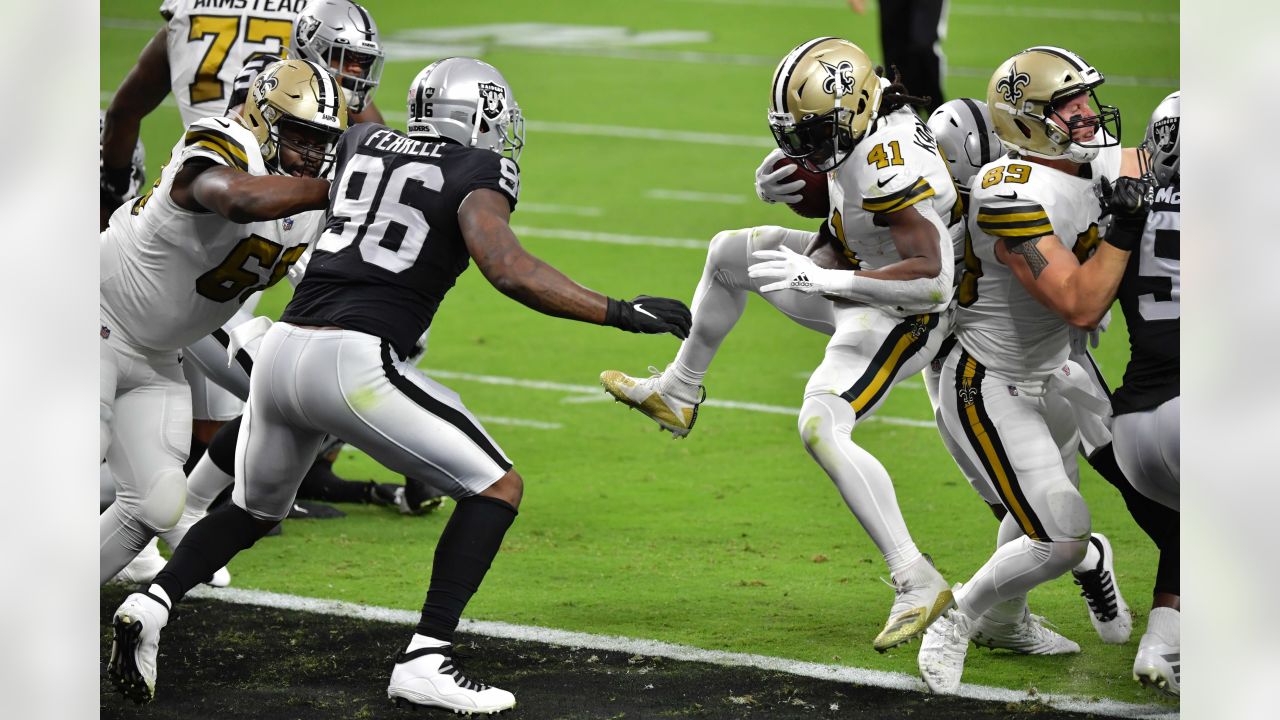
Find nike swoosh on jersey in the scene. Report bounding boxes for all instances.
[995,191,1019,200]
[877,174,898,188]
[633,303,657,319]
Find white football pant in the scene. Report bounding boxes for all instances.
[1112,396,1179,510]
[233,323,510,522]
[100,326,190,584]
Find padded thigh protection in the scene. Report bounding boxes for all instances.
[940,345,1090,542]
[1113,396,1180,510]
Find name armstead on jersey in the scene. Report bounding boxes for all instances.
[189,0,307,13]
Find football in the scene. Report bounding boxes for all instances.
[772,156,829,219]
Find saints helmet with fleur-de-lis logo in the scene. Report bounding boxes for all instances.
[768,37,882,172]
[241,58,348,175]
[986,46,1121,163]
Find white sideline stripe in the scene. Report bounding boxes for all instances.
[512,225,708,250]
[424,368,938,429]
[647,189,749,205]
[184,586,1177,719]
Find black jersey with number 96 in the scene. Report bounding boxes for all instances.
[283,123,520,357]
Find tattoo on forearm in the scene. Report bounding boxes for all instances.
[1008,240,1050,279]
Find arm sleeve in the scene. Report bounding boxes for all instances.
[180,118,251,171]
[975,201,1055,242]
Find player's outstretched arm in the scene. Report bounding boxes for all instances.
[102,28,171,227]
[460,189,691,338]
[174,161,330,223]
[998,176,1151,330]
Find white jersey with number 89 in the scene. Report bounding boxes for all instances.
[100,116,322,351]
[953,144,1120,377]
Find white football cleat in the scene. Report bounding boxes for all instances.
[108,591,170,704]
[917,606,974,695]
[387,637,515,714]
[971,608,1080,655]
[599,367,704,438]
[1072,533,1132,644]
[874,558,954,652]
[1134,607,1180,696]
[1133,635,1180,697]
[111,538,168,585]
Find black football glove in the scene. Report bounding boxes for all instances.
[1097,176,1153,251]
[605,295,691,339]
[100,164,134,211]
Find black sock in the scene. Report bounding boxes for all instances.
[417,496,518,641]
[183,436,209,476]
[207,415,241,475]
[154,503,275,605]
[297,460,369,503]
[1087,443,1180,596]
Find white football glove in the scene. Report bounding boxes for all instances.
[754,148,805,204]
[748,246,837,294]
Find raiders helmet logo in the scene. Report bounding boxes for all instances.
[819,60,856,96]
[295,15,321,44]
[478,81,506,120]
[996,64,1031,106]
[1152,116,1179,152]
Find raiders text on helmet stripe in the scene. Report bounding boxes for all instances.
[772,36,838,114]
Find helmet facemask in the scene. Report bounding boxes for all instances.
[1038,89,1121,163]
[470,95,525,162]
[268,116,342,177]
[325,45,384,113]
[769,107,857,173]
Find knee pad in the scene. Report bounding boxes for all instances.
[798,394,854,461]
[137,469,187,532]
[1043,486,1091,540]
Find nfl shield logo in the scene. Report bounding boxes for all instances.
[283,217,294,231]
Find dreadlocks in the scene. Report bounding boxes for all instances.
[874,65,932,117]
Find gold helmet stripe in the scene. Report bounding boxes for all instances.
[772,36,839,114]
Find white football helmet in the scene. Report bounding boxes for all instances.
[927,98,1003,188]
[1139,91,1179,187]
[406,58,525,161]
[292,0,384,113]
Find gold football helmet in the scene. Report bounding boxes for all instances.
[986,46,1120,163]
[241,58,348,176]
[768,37,882,172]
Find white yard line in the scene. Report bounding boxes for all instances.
[424,368,938,429]
[516,202,604,217]
[185,585,1179,720]
[646,189,750,204]
[511,225,709,250]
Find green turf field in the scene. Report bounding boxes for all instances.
[101,0,1179,708]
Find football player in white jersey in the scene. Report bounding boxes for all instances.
[915,47,1155,694]
[602,38,961,652]
[100,59,347,586]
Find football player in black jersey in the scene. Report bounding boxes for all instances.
[1113,92,1181,697]
[108,58,690,713]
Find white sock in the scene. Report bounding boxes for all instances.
[1073,535,1102,574]
[146,584,172,610]
[1145,606,1180,644]
[662,360,704,396]
[982,514,1029,623]
[406,633,450,652]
